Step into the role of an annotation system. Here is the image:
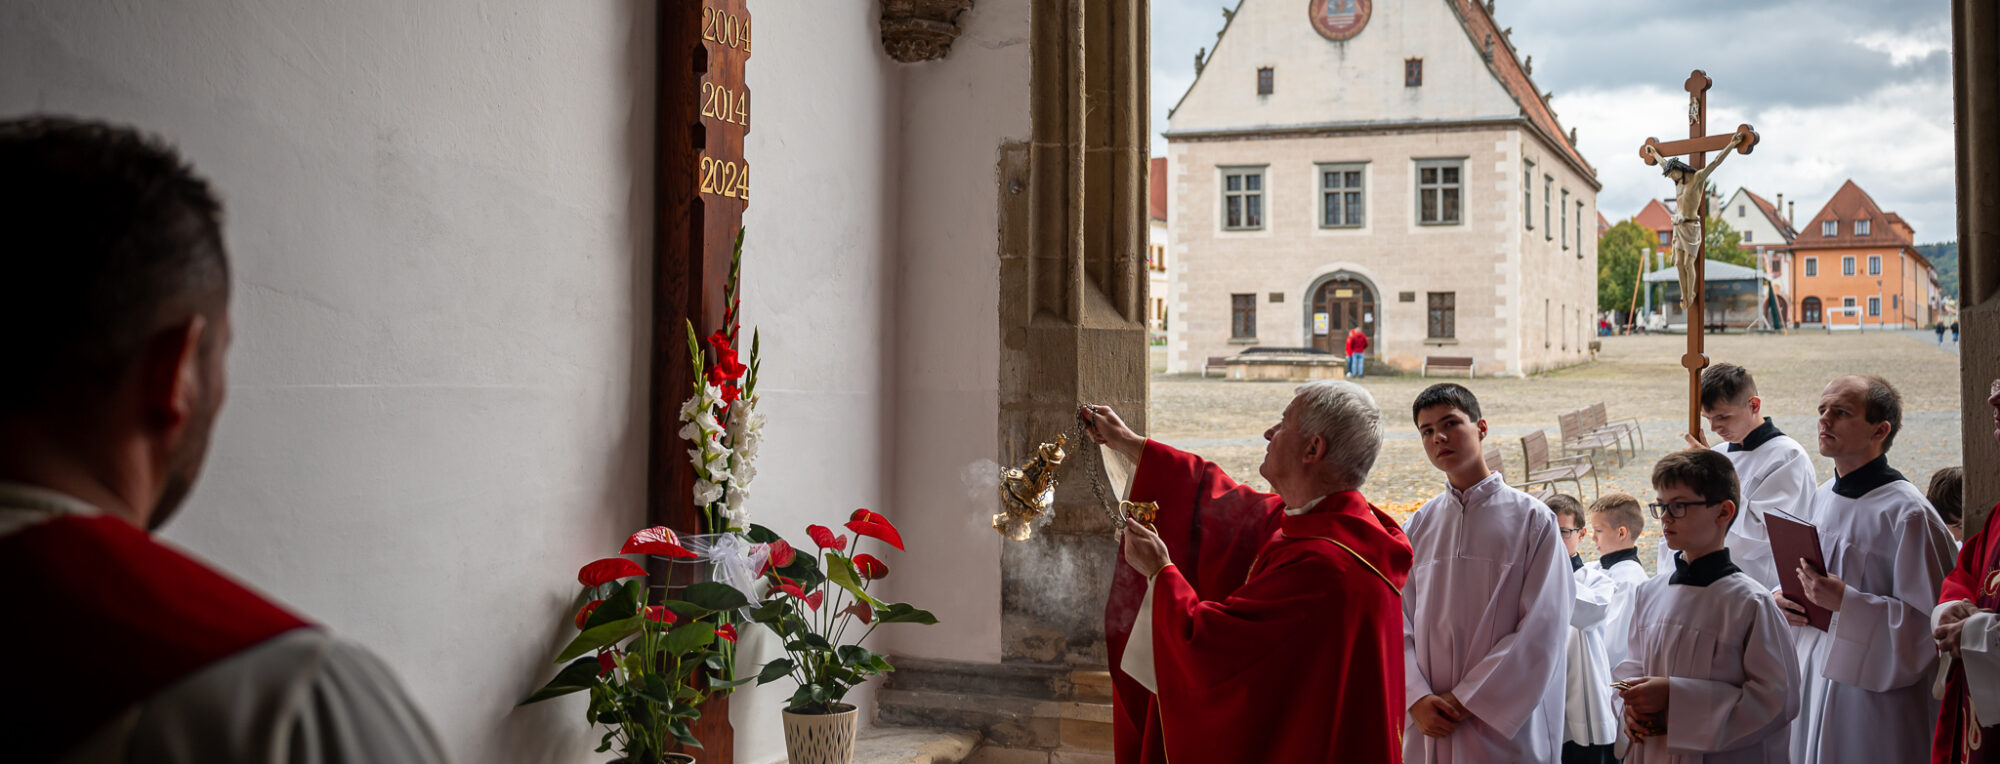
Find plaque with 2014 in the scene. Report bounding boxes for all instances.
[1308,0,1370,41]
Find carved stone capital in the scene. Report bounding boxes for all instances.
[881,0,973,62]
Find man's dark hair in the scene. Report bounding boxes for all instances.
[1652,449,1741,530]
[1699,363,1757,409]
[1928,466,1964,527]
[0,116,228,416]
[1412,383,1481,425]
[1855,375,1903,452]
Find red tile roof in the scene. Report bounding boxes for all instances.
[1792,179,1919,254]
[1740,188,1796,243]
[1597,211,1610,236]
[1149,157,1167,222]
[1634,198,1673,233]
[1449,0,1595,184]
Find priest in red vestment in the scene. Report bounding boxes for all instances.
[1934,379,2000,763]
[1087,379,1414,764]
[0,117,446,763]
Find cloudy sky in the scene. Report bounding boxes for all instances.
[1150,0,1958,242]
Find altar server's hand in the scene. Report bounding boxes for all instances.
[1937,600,1982,656]
[1618,676,1669,715]
[1409,694,1465,738]
[1080,405,1144,462]
[1797,560,1846,612]
[1121,520,1170,578]
[1624,705,1666,741]
[1681,430,1710,450]
[1774,590,1809,627]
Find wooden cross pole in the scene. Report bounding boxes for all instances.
[1637,70,1759,441]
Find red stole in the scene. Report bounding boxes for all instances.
[1938,505,2000,763]
[1106,440,1285,764]
[0,514,311,762]
[1149,492,1412,763]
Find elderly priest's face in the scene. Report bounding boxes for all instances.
[1258,395,1314,491]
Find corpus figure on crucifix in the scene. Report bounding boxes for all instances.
[1643,133,1742,307]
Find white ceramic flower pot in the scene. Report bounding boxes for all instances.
[781,704,858,764]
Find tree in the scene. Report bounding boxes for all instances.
[1703,215,1752,268]
[1597,220,1653,314]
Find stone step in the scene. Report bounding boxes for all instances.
[1068,670,1113,703]
[851,725,983,764]
[963,747,1115,764]
[884,656,1075,700]
[876,657,1116,757]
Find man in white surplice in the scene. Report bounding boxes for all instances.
[1656,363,1819,592]
[1403,383,1573,763]
[1776,375,1956,763]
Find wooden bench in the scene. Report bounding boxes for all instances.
[1487,446,1558,503]
[1521,430,1598,500]
[1202,356,1228,378]
[1423,356,1474,378]
[1559,409,1626,467]
[1586,401,1645,453]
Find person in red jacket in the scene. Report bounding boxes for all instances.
[1345,327,1371,378]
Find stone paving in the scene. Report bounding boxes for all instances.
[1147,330,1966,575]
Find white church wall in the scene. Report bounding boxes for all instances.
[1,2,905,763]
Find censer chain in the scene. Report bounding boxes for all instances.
[1066,417,1127,531]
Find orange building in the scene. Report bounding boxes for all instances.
[1788,179,1938,329]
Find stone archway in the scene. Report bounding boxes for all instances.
[1303,270,1383,356]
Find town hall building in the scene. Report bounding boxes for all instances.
[1163,0,1601,376]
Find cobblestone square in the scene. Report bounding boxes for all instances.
[1147,330,1966,574]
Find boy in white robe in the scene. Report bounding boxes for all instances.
[1553,494,1620,764]
[1656,363,1818,591]
[1403,383,1573,763]
[1616,450,1801,763]
[1591,493,1653,672]
[1776,375,1956,764]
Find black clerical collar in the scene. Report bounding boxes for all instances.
[1832,454,1907,499]
[1598,548,1640,570]
[1727,418,1782,452]
[1669,548,1741,587]
[1570,553,1584,572]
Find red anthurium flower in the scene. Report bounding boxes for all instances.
[598,651,619,676]
[806,524,848,551]
[845,509,905,551]
[644,605,676,625]
[764,539,797,571]
[776,582,808,601]
[717,624,738,643]
[841,600,873,625]
[574,599,604,630]
[621,527,698,559]
[578,557,648,588]
[803,591,824,612]
[853,553,889,580]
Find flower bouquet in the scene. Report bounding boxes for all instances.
[679,229,762,535]
[520,527,752,763]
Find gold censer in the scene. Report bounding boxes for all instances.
[994,411,1157,542]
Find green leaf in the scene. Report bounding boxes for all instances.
[757,657,795,685]
[643,674,674,703]
[705,654,726,671]
[679,582,751,611]
[750,600,791,623]
[710,674,757,689]
[595,730,616,753]
[556,615,644,662]
[518,655,601,705]
[824,552,887,608]
[660,622,718,656]
[835,645,872,667]
[868,654,894,672]
[875,602,939,625]
[745,523,781,544]
[671,719,703,748]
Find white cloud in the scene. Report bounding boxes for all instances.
[1854,23,1952,67]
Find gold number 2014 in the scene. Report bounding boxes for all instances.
[700,81,749,126]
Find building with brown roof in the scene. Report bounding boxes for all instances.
[1789,179,1938,329]
[1717,187,1800,323]
[1148,157,1170,333]
[1162,0,1598,376]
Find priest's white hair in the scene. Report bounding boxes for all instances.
[1292,379,1383,490]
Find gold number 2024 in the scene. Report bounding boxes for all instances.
[699,157,749,201]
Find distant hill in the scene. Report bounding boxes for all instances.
[1918,242,1959,301]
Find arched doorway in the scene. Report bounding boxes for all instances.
[1309,276,1377,355]
[1801,296,1822,324]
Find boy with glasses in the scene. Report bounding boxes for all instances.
[1614,450,1801,763]
[1553,494,1620,764]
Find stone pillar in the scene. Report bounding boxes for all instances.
[996,0,1150,664]
[1955,0,1999,530]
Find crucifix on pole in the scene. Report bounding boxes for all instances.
[1637,70,1759,441]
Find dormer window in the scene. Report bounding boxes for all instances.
[1406,58,1423,87]
[1856,219,1871,236]
[1822,219,1838,237]
[1257,67,1274,95]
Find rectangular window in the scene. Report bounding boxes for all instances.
[1576,201,1584,257]
[1857,219,1871,236]
[1560,189,1570,249]
[1868,255,1881,275]
[1543,176,1553,238]
[1416,160,1463,225]
[1658,231,1670,246]
[1743,230,1753,243]
[1843,296,1857,311]
[1823,220,1838,237]
[1868,296,1881,317]
[1522,160,1534,229]
[1737,205,1745,217]
[1230,294,1256,339]
[1221,168,1264,230]
[1405,58,1423,87]
[1805,257,1818,277]
[1257,67,1273,95]
[1893,294,1900,310]
[1319,163,1365,228]
[1843,256,1856,276]
[1427,292,1456,339]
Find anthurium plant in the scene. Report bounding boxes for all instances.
[744,510,938,715]
[521,527,752,761]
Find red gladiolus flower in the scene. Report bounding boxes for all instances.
[841,600,873,625]
[717,624,738,643]
[763,540,797,571]
[575,599,604,630]
[720,383,741,403]
[598,651,619,676]
[845,509,905,551]
[578,557,648,588]
[853,553,889,580]
[806,524,848,551]
[644,605,676,625]
[621,527,697,559]
[705,331,749,384]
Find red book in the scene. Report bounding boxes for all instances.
[1766,508,1833,630]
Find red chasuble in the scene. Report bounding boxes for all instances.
[1105,440,1412,763]
[1936,502,2000,764]
[0,514,311,762]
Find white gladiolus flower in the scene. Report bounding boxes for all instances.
[678,393,703,423]
[724,486,747,516]
[733,462,758,487]
[693,479,724,507]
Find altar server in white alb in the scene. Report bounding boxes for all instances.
[1615,450,1800,763]
[1776,375,1957,763]
[1655,363,1817,591]
[1589,493,1652,673]
[1402,383,1573,763]
[1551,494,1620,764]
